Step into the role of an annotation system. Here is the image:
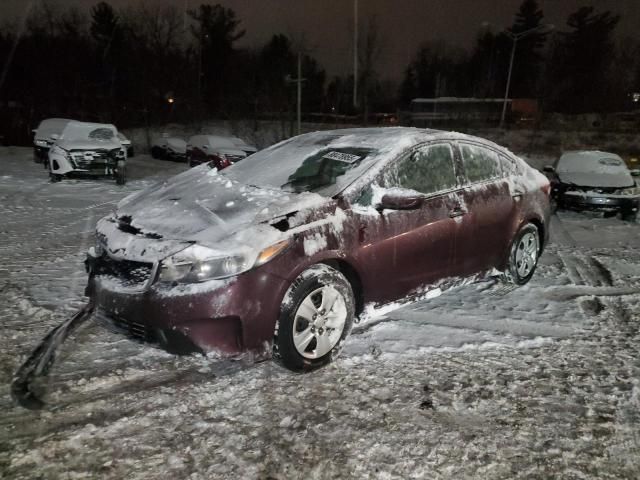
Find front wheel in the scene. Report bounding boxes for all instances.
[503,223,540,285]
[150,146,163,159]
[274,264,355,372]
[116,161,126,185]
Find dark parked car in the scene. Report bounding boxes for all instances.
[151,135,187,161]
[32,118,71,165]
[186,135,250,169]
[544,151,639,221]
[87,128,551,371]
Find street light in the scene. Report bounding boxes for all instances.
[499,23,554,128]
[353,0,358,109]
[284,51,307,135]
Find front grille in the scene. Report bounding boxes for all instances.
[95,255,155,289]
[94,308,202,354]
[95,308,158,343]
[71,150,115,170]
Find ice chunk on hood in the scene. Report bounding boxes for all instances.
[110,165,328,258]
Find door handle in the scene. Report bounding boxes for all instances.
[449,206,467,218]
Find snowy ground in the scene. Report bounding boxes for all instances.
[1,146,639,479]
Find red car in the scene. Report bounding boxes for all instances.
[186,135,249,169]
[87,128,551,371]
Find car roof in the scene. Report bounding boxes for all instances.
[34,118,72,138]
[286,127,508,154]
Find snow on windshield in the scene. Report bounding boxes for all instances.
[60,122,117,143]
[557,151,628,174]
[556,151,633,188]
[220,128,426,197]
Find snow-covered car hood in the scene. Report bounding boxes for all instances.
[56,139,123,151]
[557,151,634,189]
[167,138,187,153]
[100,164,328,262]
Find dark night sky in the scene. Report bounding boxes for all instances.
[2,0,639,81]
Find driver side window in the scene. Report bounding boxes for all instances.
[385,143,458,195]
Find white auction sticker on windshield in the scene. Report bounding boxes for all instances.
[323,151,361,163]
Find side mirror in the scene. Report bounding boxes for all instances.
[50,133,59,141]
[543,165,555,174]
[377,192,424,211]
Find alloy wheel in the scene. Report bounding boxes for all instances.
[515,231,539,278]
[292,286,347,359]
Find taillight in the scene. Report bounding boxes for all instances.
[210,154,231,170]
[541,182,551,196]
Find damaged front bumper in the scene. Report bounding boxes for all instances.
[49,147,125,176]
[559,190,640,214]
[85,248,290,357]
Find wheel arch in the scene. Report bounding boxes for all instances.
[501,215,546,271]
[524,216,546,254]
[319,258,365,317]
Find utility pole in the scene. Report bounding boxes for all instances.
[500,37,517,129]
[353,0,358,109]
[297,51,302,134]
[285,50,306,135]
[500,23,554,129]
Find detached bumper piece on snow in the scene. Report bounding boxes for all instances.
[11,301,95,410]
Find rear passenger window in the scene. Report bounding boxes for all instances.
[460,144,502,183]
[500,154,522,176]
[391,143,458,195]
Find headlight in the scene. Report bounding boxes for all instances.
[35,139,48,148]
[159,240,290,283]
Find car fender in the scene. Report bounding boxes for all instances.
[48,148,74,175]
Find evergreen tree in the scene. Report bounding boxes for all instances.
[547,7,619,113]
[509,0,547,97]
[189,4,245,111]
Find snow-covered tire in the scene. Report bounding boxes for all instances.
[274,264,355,372]
[621,210,637,222]
[503,223,540,286]
[116,161,126,185]
[49,172,62,183]
[150,146,163,159]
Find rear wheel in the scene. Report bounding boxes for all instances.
[503,223,540,285]
[274,264,355,372]
[621,210,637,222]
[49,172,62,183]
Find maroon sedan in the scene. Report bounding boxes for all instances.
[87,128,551,371]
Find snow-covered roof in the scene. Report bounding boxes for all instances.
[223,127,445,197]
[33,118,72,140]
